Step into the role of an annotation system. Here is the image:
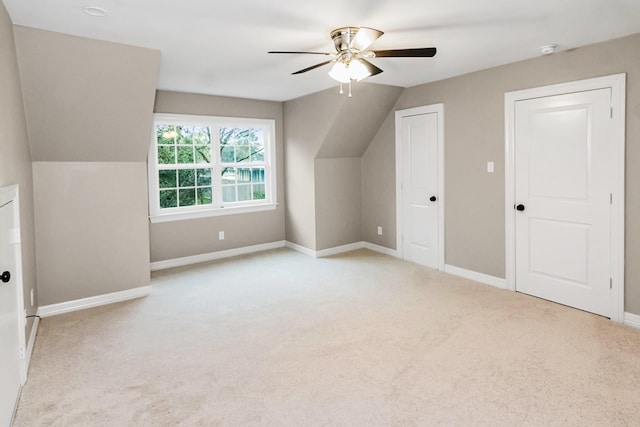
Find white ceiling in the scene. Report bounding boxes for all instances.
[4,0,640,101]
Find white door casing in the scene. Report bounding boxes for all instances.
[0,185,26,426]
[505,74,626,321]
[395,104,444,270]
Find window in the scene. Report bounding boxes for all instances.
[148,114,277,222]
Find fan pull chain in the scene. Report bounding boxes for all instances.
[348,80,352,97]
[339,82,343,95]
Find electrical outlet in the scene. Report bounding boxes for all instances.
[30,288,34,306]
[487,161,494,173]
[219,231,225,240]
[377,226,383,236]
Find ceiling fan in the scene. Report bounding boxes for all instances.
[269,27,436,96]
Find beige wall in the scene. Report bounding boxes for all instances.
[13,27,160,305]
[315,158,362,251]
[32,162,150,305]
[362,33,640,314]
[361,112,397,247]
[150,91,285,262]
[0,4,38,339]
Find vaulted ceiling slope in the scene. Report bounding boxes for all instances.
[316,84,403,158]
[4,0,640,101]
[13,26,160,162]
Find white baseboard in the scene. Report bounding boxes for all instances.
[37,285,152,318]
[152,239,398,266]
[624,312,640,329]
[150,240,286,271]
[284,241,317,257]
[285,240,398,258]
[363,242,399,258]
[444,264,507,289]
[26,315,39,372]
[316,242,365,257]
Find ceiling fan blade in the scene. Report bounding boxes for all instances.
[360,59,383,77]
[372,47,437,58]
[292,60,334,75]
[269,51,333,55]
[350,27,384,51]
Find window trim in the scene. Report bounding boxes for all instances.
[148,113,277,223]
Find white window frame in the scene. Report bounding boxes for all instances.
[148,113,277,223]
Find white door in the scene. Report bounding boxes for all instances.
[398,108,442,269]
[514,88,613,317]
[0,190,22,426]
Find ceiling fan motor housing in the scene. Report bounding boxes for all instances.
[331,27,360,52]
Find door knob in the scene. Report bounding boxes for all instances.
[515,204,525,211]
[429,196,437,202]
[1,271,10,283]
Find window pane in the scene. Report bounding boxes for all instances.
[196,168,211,186]
[179,188,196,206]
[220,145,234,163]
[237,185,251,201]
[222,186,236,202]
[237,168,251,183]
[158,146,175,164]
[177,126,193,145]
[220,128,236,146]
[158,169,177,188]
[252,128,265,144]
[252,184,265,200]
[222,167,235,184]
[160,190,177,208]
[236,146,250,163]
[178,169,195,187]
[177,146,194,164]
[195,146,212,163]
[157,125,176,145]
[251,145,265,162]
[197,187,212,205]
[193,127,211,145]
[251,168,265,183]
[221,128,263,146]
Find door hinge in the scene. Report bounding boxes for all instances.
[610,193,613,205]
[610,106,613,118]
[610,278,613,289]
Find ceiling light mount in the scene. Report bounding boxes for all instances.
[540,44,557,55]
[83,6,108,17]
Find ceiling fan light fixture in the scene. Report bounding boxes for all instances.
[328,59,372,83]
[328,61,351,83]
[349,59,372,81]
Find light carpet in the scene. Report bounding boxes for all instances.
[13,248,640,426]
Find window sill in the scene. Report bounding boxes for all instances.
[149,202,278,224]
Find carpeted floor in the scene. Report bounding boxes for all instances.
[13,248,640,426]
